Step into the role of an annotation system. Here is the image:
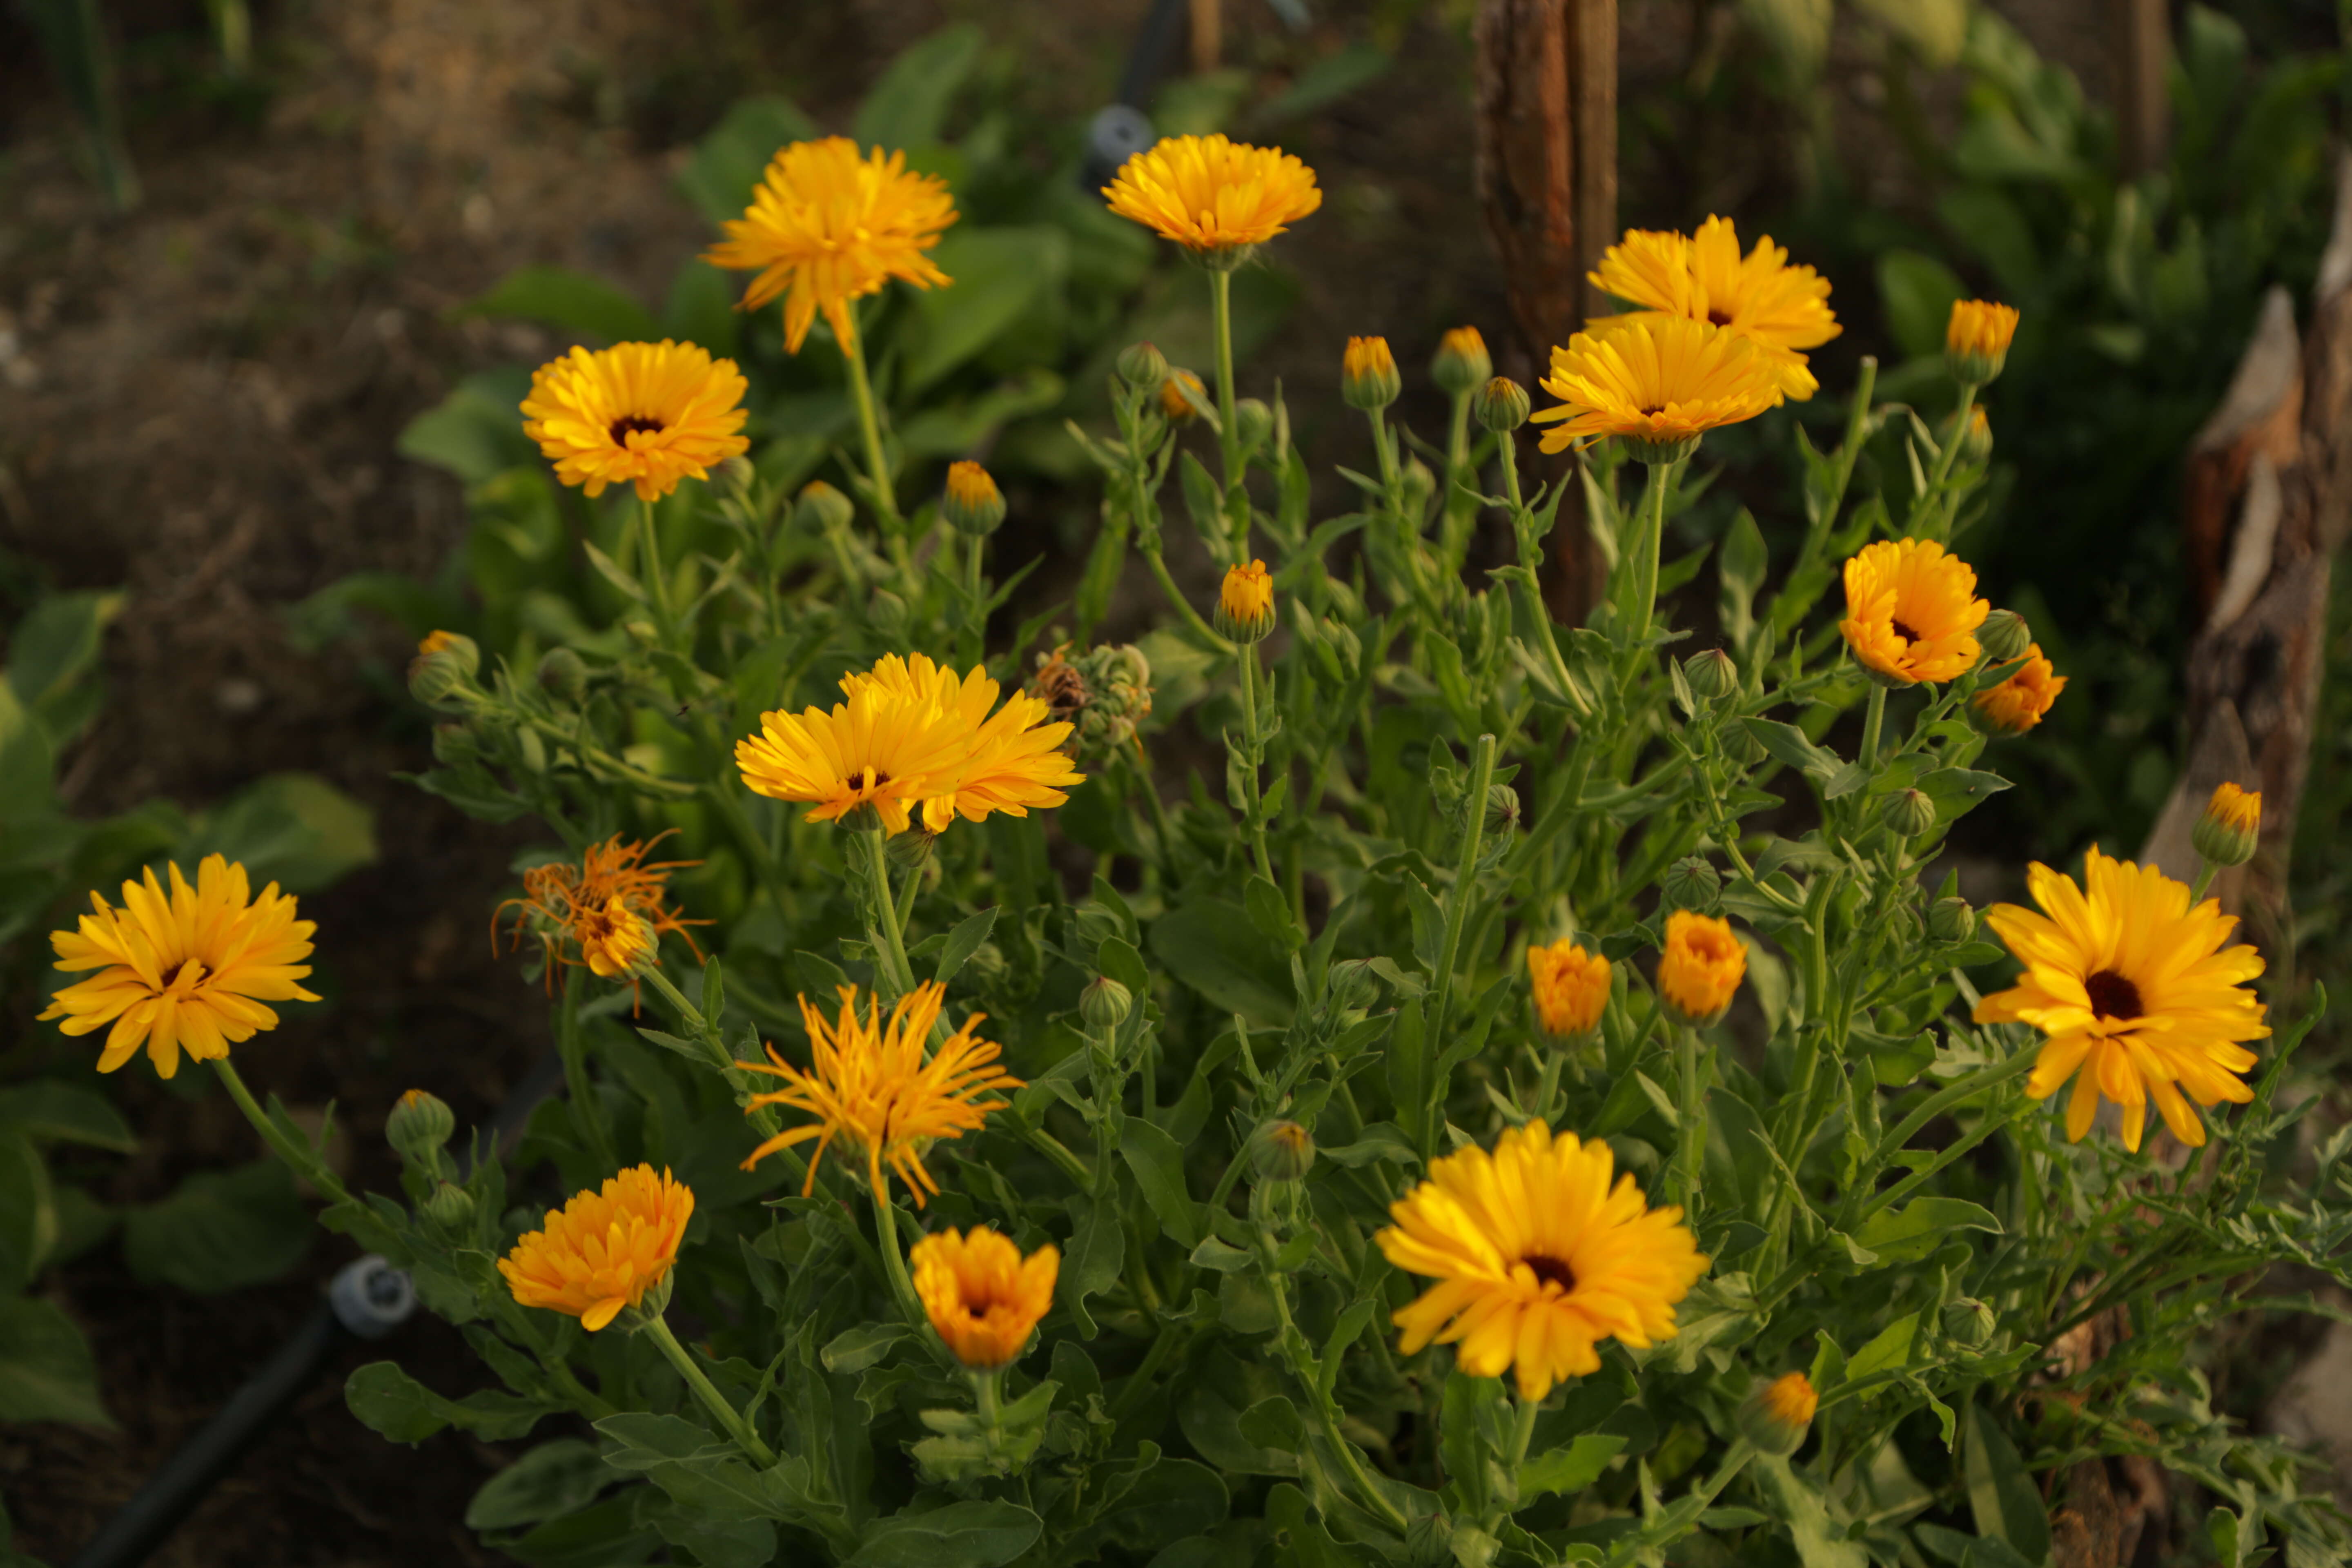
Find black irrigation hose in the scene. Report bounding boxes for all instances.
[67,1048,566,1568]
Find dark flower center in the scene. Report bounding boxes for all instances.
[1707,308,1733,326]
[1890,619,1920,644]
[2084,969,2143,1022]
[1522,1253,1577,1292]
[854,767,891,791]
[1637,404,1665,416]
[609,414,666,444]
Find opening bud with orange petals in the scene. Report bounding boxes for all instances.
[1946,299,2019,384]
[1659,911,1746,1027]
[1216,559,1276,643]
[1527,938,1611,1042]
[1342,336,1401,410]
[911,1227,1059,1370]
[941,460,1007,538]
[2194,782,2261,869]
[1432,327,1492,394]
[1740,1371,1817,1456]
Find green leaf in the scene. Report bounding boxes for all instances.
[1848,1312,1921,1383]
[846,1501,1042,1568]
[1120,1119,1198,1247]
[901,228,1062,391]
[1855,1198,2001,1263]
[1319,1123,1419,1168]
[1149,901,1293,1025]
[822,1322,914,1375]
[1740,718,1839,782]
[0,1082,136,1152]
[1519,1433,1626,1498]
[8,588,121,723]
[677,96,820,224]
[122,1158,312,1294]
[1915,768,2012,825]
[1255,41,1391,124]
[184,771,379,894]
[0,1133,54,1295]
[346,1361,556,1445]
[0,1294,110,1426]
[1963,1401,2051,1563]
[850,24,984,151]
[1059,1193,1125,1336]
[462,265,658,345]
[1752,1454,1867,1568]
[1876,249,1965,361]
[466,1439,614,1531]
[933,907,1000,987]
[1242,875,1304,954]
[396,368,539,485]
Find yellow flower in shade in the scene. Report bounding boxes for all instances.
[1216,559,1276,643]
[911,1227,1060,1370]
[735,677,976,836]
[1974,849,2267,1152]
[703,137,956,354]
[1587,217,1840,400]
[1375,1121,1708,1401]
[1160,370,1207,423]
[1839,538,1990,686]
[520,341,751,502]
[1341,336,1401,410]
[1101,133,1322,255]
[1947,299,2019,382]
[497,1165,693,1332]
[40,855,320,1080]
[1658,910,1745,1026]
[1972,643,2067,735]
[839,653,1087,834]
[1532,316,1780,461]
[737,982,1022,1206]
[1527,938,1611,1040]
[2194,782,2261,868]
[497,834,709,998]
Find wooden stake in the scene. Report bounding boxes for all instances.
[1190,0,1222,74]
[2112,0,2169,178]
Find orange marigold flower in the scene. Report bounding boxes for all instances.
[1839,538,1990,686]
[1586,217,1839,401]
[497,1165,693,1332]
[1972,643,2066,734]
[1947,299,2019,382]
[1527,938,1611,1040]
[520,341,751,502]
[2194,782,2261,868]
[1658,911,1745,1026]
[1532,316,1780,461]
[911,1227,1059,1370]
[1216,559,1276,643]
[1102,134,1321,254]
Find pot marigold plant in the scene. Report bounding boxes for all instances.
[67,116,2352,1568]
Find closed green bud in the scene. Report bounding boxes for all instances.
[1341,336,1401,410]
[941,461,1007,538]
[1474,376,1530,433]
[1888,788,1939,840]
[1483,783,1521,837]
[1234,397,1274,457]
[962,942,1007,989]
[1663,855,1722,914]
[1978,608,2031,666]
[1250,1120,1316,1183]
[430,723,479,766]
[1928,896,1977,944]
[2193,782,2261,869]
[1327,958,1381,1013]
[716,454,756,496]
[886,825,935,867]
[1683,648,1737,702]
[1080,975,1133,1033]
[795,480,855,535]
[1117,340,1170,390]
[537,645,589,699]
[1431,327,1492,396]
[386,1089,454,1164]
[1401,456,1436,514]
[423,1180,475,1230]
[1942,1296,1996,1348]
[869,589,910,637]
[407,649,470,707]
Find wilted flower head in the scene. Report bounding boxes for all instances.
[497,834,708,1004]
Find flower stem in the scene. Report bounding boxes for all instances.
[1140,543,1236,653]
[641,1314,777,1466]
[1858,681,1887,771]
[1920,380,1979,537]
[1485,1396,1544,1531]
[869,1183,925,1328]
[1625,455,1674,646]
[1424,733,1498,1154]
[1210,267,1242,538]
[862,826,919,1000]
[1671,1025,1707,1213]
[637,495,677,641]
[2191,862,2217,904]
[557,971,616,1171]
[840,310,902,534]
[1233,649,1277,880]
[212,1058,357,1209]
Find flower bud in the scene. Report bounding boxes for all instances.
[386,1089,454,1164]
[1928,896,1976,944]
[1215,559,1276,644]
[962,942,1007,989]
[430,723,479,766]
[1160,370,1207,424]
[869,588,910,637]
[1662,855,1722,915]
[1117,340,1171,390]
[416,630,479,675]
[1945,300,2019,386]
[1250,1120,1316,1183]
[1474,376,1530,433]
[1327,958,1381,1013]
[1978,608,2031,666]
[623,619,659,648]
[1400,456,1436,514]
[537,645,589,699]
[2192,782,2261,869]
[1942,1296,1997,1348]
[886,823,936,868]
[1682,648,1737,703]
[1341,336,1401,411]
[795,479,855,535]
[423,1180,476,1230]
[941,461,1007,538]
[1887,788,1939,840]
[1739,1372,1817,1457]
[1482,784,1520,838]
[1431,327,1492,396]
[407,649,471,708]
[716,454,757,496]
[1080,975,1133,1033]
[1957,404,1992,465]
[1234,397,1274,457]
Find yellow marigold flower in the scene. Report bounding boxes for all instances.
[1216,559,1276,644]
[1972,643,2067,735]
[911,1227,1059,1370]
[1974,848,2267,1152]
[737,982,1022,1206]
[1946,299,2019,383]
[1532,316,1779,462]
[497,1165,693,1332]
[40,855,319,1080]
[1527,938,1610,1040]
[1341,335,1401,410]
[703,136,956,354]
[497,834,708,998]
[2194,782,2261,868]
[1160,370,1207,423]
[1839,538,1990,686]
[1587,217,1839,400]
[520,341,751,502]
[735,676,975,836]
[1658,910,1745,1027]
[1101,133,1321,255]
[839,653,1087,835]
[1376,1121,1708,1401]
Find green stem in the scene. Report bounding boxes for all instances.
[212,1058,358,1209]
[636,495,679,641]
[1424,734,1498,1153]
[1211,268,1242,533]
[964,532,988,664]
[840,312,902,532]
[1234,650,1277,880]
[1141,543,1237,653]
[1532,1043,1567,1124]
[641,1314,777,1466]
[1827,1048,2041,1239]
[1441,391,1474,568]
[1858,681,1887,771]
[1920,380,1979,537]
[1672,1025,1706,1212]
[557,971,616,1170]
[1486,1396,1544,1531]
[1626,456,1674,645]
[870,1184,925,1328]
[863,826,919,1000]
[2191,862,2217,904]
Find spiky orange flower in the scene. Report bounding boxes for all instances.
[737,982,1022,1206]
[497,834,708,999]
[1972,643,2067,734]
[1376,1121,1708,1401]
[520,341,751,502]
[1975,849,2267,1151]
[1102,134,1321,253]
[911,1227,1059,1369]
[41,855,319,1079]
[1840,538,1990,686]
[497,1165,693,1332]
[704,137,957,354]
[1586,218,1840,400]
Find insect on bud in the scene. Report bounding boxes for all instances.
[386,1089,455,1164]
[1682,648,1737,703]
[1662,856,1722,915]
[1928,896,1977,944]
[1080,976,1133,1033]
[1117,341,1171,390]
[1431,327,1492,396]
[1474,376,1530,433]
[1887,788,1939,841]
[1978,608,2031,666]
[1250,1120,1316,1183]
